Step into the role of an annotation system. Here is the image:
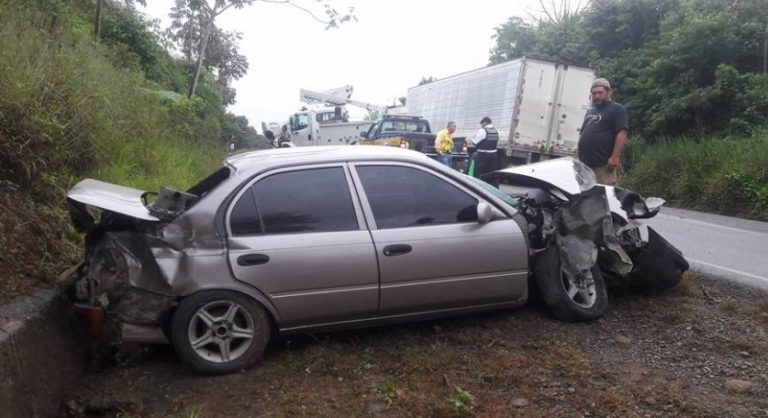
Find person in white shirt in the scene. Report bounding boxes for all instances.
[467,116,500,179]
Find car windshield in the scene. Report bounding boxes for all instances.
[464,175,522,209]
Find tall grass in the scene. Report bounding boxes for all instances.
[0,0,226,298]
[623,130,768,220]
[0,0,225,196]
[95,136,223,192]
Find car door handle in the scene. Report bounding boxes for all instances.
[382,244,412,256]
[237,254,270,266]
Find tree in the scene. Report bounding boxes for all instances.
[222,113,270,149]
[364,109,380,121]
[489,17,537,64]
[169,11,249,104]
[95,0,147,37]
[170,0,355,99]
[490,0,768,138]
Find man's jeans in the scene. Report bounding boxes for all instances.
[439,153,453,167]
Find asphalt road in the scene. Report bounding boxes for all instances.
[644,207,768,289]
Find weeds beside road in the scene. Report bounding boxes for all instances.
[63,275,768,418]
[624,131,768,222]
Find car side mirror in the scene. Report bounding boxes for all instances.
[477,201,496,223]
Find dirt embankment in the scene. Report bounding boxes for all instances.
[63,275,768,418]
[0,189,79,305]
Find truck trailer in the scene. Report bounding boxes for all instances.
[406,57,595,165]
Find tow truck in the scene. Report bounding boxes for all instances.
[267,86,377,147]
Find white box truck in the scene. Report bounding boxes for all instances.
[406,57,595,165]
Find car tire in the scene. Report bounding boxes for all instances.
[534,245,608,322]
[171,290,270,375]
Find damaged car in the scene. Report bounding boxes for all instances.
[66,146,688,374]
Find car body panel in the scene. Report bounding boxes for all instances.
[228,230,380,327]
[67,179,160,221]
[494,157,596,196]
[370,222,529,314]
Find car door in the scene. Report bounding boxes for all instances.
[350,163,528,315]
[226,164,379,328]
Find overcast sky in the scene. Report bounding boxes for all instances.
[140,0,549,127]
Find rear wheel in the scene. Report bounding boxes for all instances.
[534,245,608,322]
[171,290,270,375]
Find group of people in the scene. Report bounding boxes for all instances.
[432,77,629,186]
[434,116,501,179]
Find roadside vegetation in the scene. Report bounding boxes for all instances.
[0,0,267,303]
[489,0,768,220]
[623,130,768,220]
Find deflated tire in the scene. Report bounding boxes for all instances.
[534,245,608,322]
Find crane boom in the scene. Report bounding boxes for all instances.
[299,87,386,113]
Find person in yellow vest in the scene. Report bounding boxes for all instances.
[434,121,456,166]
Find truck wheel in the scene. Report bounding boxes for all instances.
[171,290,270,375]
[534,245,608,322]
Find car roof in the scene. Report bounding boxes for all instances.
[225,146,432,175]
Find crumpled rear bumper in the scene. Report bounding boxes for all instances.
[74,231,175,326]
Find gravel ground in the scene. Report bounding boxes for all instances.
[61,273,768,418]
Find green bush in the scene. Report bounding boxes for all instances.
[0,0,229,300]
[0,0,227,198]
[623,129,768,220]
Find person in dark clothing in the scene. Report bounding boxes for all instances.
[468,116,499,180]
[577,78,629,186]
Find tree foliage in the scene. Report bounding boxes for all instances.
[169,0,356,99]
[489,0,768,138]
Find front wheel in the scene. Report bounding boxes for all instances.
[534,245,608,322]
[171,290,271,375]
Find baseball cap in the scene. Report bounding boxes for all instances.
[591,78,611,89]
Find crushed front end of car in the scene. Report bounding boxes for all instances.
[487,158,689,291]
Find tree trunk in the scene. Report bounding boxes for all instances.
[763,21,767,74]
[94,0,103,37]
[188,18,214,98]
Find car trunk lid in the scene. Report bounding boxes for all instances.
[67,179,160,222]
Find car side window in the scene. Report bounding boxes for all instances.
[230,187,262,235]
[230,167,358,235]
[357,165,478,229]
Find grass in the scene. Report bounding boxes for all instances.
[94,135,223,192]
[623,130,768,220]
[0,0,229,302]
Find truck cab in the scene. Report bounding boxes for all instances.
[288,111,315,146]
[360,115,432,150]
[286,108,370,147]
[360,115,469,168]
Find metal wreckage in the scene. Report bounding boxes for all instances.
[66,150,688,374]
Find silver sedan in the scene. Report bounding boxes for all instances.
[66,146,686,374]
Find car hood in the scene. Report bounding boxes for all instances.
[488,157,596,197]
[67,179,160,221]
